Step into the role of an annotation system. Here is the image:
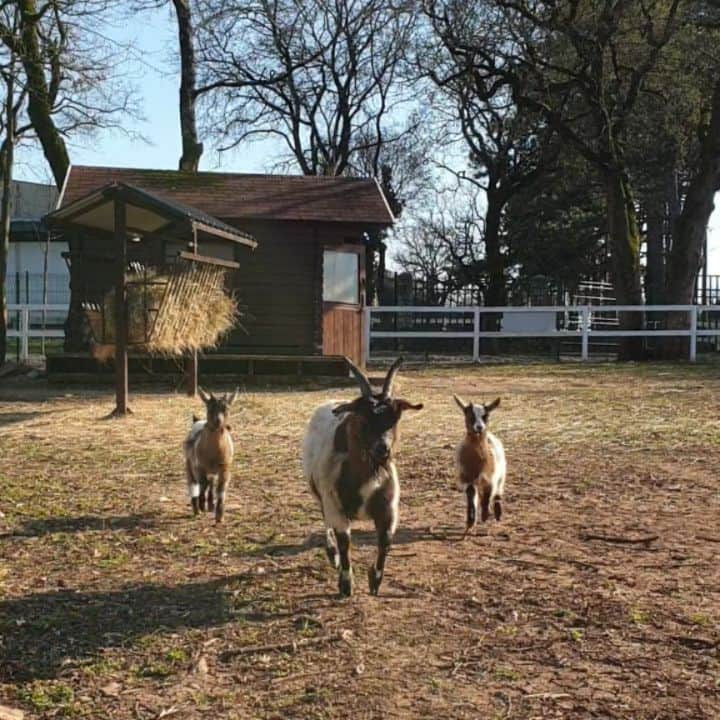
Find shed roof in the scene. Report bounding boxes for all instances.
[47,182,257,248]
[60,165,395,225]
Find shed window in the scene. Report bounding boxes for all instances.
[323,250,359,304]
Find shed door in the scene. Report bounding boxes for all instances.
[322,247,364,365]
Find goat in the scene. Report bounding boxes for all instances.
[302,358,423,597]
[453,395,506,534]
[184,387,238,523]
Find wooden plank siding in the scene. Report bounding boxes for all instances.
[221,219,368,357]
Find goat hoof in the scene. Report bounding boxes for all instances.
[494,501,502,521]
[481,507,490,523]
[368,567,383,596]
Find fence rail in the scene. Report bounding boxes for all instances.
[364,304,720,363]
[7,303,67,361]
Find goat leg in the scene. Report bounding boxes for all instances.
[464,485,478,535]
[335,530,353,597]
[198,475,208,512]
[215,468,230,523]
[186,460,200,516]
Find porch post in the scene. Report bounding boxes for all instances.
[114,196,129,416]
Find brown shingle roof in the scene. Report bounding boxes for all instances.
[60,165,394,225]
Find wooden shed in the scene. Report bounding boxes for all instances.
[58,166,395,368]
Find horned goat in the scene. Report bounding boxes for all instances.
[302,358,423,597]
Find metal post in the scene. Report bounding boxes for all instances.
[581,306,590,361]
[20,307,29,361]
[114,197,129,416]
[473,307,480,362]
[689,305,698,363]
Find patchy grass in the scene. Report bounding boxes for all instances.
[1,363,719,719]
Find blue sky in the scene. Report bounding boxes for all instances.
[13,6,720,274]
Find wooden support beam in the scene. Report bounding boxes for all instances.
[113,197,130,416]
[185,350,198,397]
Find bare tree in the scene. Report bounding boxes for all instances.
[420,2,558,307]
[0,0,139,188]
[195,0,419,181]
[426,0,683,355]
[0,4,26,367]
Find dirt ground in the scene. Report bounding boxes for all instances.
[0,363,719,719]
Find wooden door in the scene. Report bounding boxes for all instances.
[321,245,364,366]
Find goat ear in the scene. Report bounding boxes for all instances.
[394,399,423,414]
[227,387,240,405]
[333,400,359,416]
[485,397,501,413]
[453,394,467,412]
[198,387,211,403]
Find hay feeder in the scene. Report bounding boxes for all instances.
[47,182,257,415]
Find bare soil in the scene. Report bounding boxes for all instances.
[0,363,719,719]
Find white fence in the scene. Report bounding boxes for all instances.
[364,304,720,363]
[7,303,66,361]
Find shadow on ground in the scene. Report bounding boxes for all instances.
[0,575,245,682]
[249,524,467,559]
[1,513,161,539]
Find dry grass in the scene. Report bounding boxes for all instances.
[0,363,719,719]
[88,268,238,359]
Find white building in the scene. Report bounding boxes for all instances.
[5,180,67,306]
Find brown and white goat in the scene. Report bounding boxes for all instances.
[453,395,506,534]
[184,388,238,523]
[302,358,423,597]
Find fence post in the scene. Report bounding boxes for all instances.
[689,305,698,362]
[472,307,480,362]
[21,307,30,361]
[581,306,590,361]
[363,306,371,367]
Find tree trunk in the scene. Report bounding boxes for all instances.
[645,195,665,306]
[18,0,70,188]
[484,194,506,307]
[660,78,720,359]
[0,143,11,368]
[0,65,16,368]
[173,0,203,172]
[605,169,644,359]
[667,78,720,306]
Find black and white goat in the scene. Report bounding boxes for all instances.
[302,358,423,597]
[184,388,238,523]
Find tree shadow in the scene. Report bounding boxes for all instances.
[2,513,161,539]
[0,410,46,427]
[0,575,246,682]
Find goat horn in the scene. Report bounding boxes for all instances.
[345,357,372,398]
[381,357,404,398]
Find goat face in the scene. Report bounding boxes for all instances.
[454,395,500,436]
[198,387,239,431]
[334,358,423,466]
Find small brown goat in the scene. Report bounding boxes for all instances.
[184,388,238,523]
[453,395,506,534]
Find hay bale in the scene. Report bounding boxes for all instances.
[85,265,239,357]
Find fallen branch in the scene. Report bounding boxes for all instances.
[672,635,718,650]
[579,532,658,545]
[696,534,720,544]
[220,632,341,661]
[525,692,572,700]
